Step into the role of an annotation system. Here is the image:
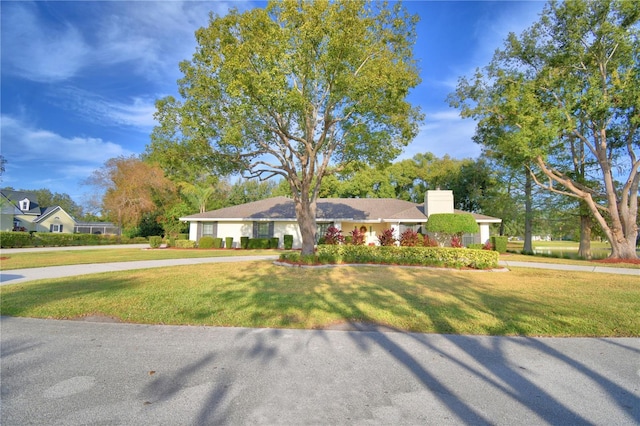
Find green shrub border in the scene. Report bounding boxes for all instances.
[0,231,147,248]
[279,245,500,270]
[247,238,270,249]
[225,237,233,249]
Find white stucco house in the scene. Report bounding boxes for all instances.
[180,190,501,249]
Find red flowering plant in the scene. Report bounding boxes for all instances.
[323,226,345,245]
[399,229,420,247]
[350,228,366,245]
[377,228,397,246]
[422,234,439,247]
[450,235,464,248]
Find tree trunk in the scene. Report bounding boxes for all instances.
[294,197,317,256]
[523,171,533,254]
[577,204,592,260]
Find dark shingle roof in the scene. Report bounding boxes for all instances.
[181,196,501,223]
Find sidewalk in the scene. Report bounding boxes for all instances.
[498,260,639,276]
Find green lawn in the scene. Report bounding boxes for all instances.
[1,261,638,337]
[0,248,279,270]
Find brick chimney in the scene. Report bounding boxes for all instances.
[424,190,454,217]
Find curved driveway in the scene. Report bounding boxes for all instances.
[1,247,639,424]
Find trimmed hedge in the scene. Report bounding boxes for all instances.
[247,238,270,249]
[212,238,223,249]
[225,237,233,249]
[283,234,294,250]
[0,232,33,248]
[198,236,215,249]
[280,245,499,270]
[174,239,196,248]
[270,237,279,249]
[0,231,140,248]
[149,236,163,248]
[240,236,249,249]
[491,236,508,253]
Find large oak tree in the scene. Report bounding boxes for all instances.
[450,0,639,259]
[149,0,422,254]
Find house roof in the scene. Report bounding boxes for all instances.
[33,206,77,224]
[181,196,501,223]
[1,190,41,215]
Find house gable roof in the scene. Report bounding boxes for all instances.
[181,196,501,223]
[33,206,77,224]
[1,190,41,215]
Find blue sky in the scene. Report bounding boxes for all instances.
[1,1,546,205]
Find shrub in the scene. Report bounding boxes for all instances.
[248,238,270,249]
[270,237,280,249]
[174,239,196,248]
[323,226,344,245]
[425,213,479,246]
[491,236,508,253]
[283,234,294,250]
[240,236,249,249]
[314,245,499,269]
[225,237,234,249]
[149,236,163,248]
[377,228,397,246]
[451,236,463,248]
[349,228,366,245]
[0,231,33,248]
[399,229,420,247]
[198,236,215,249]
[482,240,493,250]
[212,238,223,249]
[422,234,438,247]
[468,243,484,250]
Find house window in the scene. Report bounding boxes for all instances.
[50,224,63,233]
[202,223,217,237]
[316,222,333,242]
[399,223,424,235]
[19,199,30,211]
[253,221,273,239]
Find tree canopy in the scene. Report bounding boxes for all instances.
[450,0,639,259]
[148,0,422,254]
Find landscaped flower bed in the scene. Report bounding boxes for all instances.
[279,245,500,270]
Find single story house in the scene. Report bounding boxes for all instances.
[1,190,76,233]
[180,190,502,249]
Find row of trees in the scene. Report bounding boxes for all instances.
[84,149,601,251]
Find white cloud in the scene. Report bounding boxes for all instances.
[51,87,158,129]
[1,115,132,164]
[2,1,257,85]
[2,3,91,82]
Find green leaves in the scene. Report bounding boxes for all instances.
[450,0,640,258]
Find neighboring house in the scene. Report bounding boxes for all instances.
[0,190,76,233]
[180,190,502,249]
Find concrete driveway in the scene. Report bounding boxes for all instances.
[1,316,639,425]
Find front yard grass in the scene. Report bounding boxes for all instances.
[1,261,638,337]
[0,248,279,271]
